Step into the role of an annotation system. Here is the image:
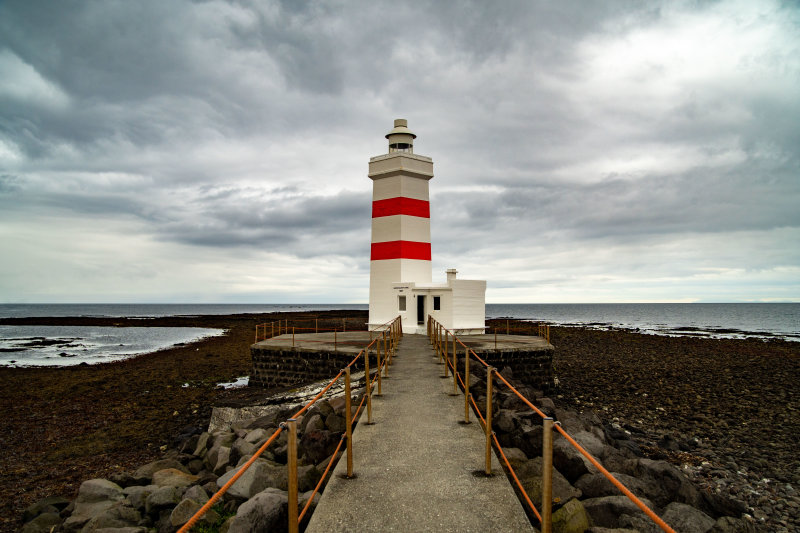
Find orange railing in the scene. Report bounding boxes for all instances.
[254,315,368,344]
[179,316,402,533]
[428,316,676,533]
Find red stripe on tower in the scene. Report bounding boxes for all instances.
[372,197,430,219]
[371,240,432,261]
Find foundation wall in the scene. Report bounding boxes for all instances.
[250,346,366,389]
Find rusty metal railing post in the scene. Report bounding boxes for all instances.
[494,326,497,350]
[292,327,295,348]
[376,338,382,396]
[464,347,470,424]
[443,331,449,377]
[452,333,457,395]
[334,329,337,352]
[344,367,354,477]
[365,348,372,424]
[542,417,554,533]
[272,322,275,338]
[286,418,298,533]
[343,318,346,332]
[485,366,495,475]
[382,332,389,377]
[315,318,318,333]
[506,319,509,335]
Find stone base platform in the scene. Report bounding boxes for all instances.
[250,331,554,390]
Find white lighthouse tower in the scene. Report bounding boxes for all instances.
[368,119,486,334]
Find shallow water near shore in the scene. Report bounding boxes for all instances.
[0,325,224,366]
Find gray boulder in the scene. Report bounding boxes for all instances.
[133,459,189,481]
[79,502,141,532]
[20,512,61,533]
[709,516,757,532]
[193,432,211,457]
[212,446,232,476]
[73,479,125,518]
[183,485,209,504]
[94,526,147,533]
[575,472,650,499]
[23,495,71,522]
[227,488,288,533]
[324,412,346,433]
[144,486,180,515]
[515,457,581,506]
[299,430,341,465]
[632,458,702,508]
[582,495,656,528]
[169,498,219,528]
[551,498,590,533]
[151,468,199,488]
[215,458,287,499]
[660,502,715,533]
[553,438,596,482]
[122,485,157,511]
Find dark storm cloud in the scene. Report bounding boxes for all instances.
[0,0,798,301]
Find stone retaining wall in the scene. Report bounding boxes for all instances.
[250,346,365,388]
[468,348,554,390]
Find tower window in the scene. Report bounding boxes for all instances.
[433,296,441,310]
[398,296,406,311]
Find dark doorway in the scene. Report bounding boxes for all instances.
[417,295,426,325]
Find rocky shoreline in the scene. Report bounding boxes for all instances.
[3,314,798,532]
[546,325,800,532]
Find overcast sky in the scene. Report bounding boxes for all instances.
[1,0,798,304]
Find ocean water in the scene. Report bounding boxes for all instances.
[486,303,800,341]
[0,325,224,367]
[0,302,796,367]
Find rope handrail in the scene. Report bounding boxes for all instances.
[180,316,402,533]
[428,316,676,533]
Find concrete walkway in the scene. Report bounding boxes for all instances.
[305,334,536,533]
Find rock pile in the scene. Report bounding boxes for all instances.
[20,395,356,533]
[469,367,757,532]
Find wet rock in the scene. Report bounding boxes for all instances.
[80,502,141,531]
[660,501,715,533]
[227,488,287,533]
[299,429,341,465]
[151,468,199,488]
[183,485,209,504]
[553,438,596,482]
[23,495,71,522]
[324,412,346,433]
[73,479,125,518]
[632,458,702,508]
[123,485,157,511]
[133,459,189,482]
[551,498,590,533]
[169,498,219,528]
[575,472,650,499]
[144,486,180,516]
[215,458,287,499]
[515,457,581,506]
[708,516,756,532]
[582,495,655,528]
[20,512,62,533]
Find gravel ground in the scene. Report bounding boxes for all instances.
[0,310,366,533]
[547,325,800,532]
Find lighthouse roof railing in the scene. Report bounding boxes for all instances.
[369,152,433,163]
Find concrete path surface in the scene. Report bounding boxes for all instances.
[305,334,536,533]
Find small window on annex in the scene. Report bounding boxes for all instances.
[433,296,441,310]
[398,295,407,311]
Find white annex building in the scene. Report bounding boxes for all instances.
[367,119,486,335]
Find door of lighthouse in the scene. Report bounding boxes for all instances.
[417,295,426,325]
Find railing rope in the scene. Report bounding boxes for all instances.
[428,315,676,533]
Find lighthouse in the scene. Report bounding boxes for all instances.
[368,119,486,334]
